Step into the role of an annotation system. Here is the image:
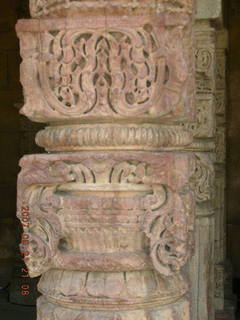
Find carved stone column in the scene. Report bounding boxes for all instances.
[16,1,195,319]
[189,20,217,320]
[190,1,229,319]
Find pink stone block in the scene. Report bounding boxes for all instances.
[16,14,194,123]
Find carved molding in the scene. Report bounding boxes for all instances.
[38,296,190,320]
[36,124,193,151]
[29,0,193,18]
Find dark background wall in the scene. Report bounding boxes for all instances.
[227,0,240,278]
[0,0,23,287]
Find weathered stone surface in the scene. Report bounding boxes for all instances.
[196,0,222,21]
[17,152,194,278]
[16,14,194,124]
[36,124,193,152]
[16,0,199,319]
[17,152,194,317]
[189,15,227,320]
[29,0,194,18]
[190,216,215,320]
[37,296,191,320]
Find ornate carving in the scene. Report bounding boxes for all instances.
[16,17,193,122]
[194,23,216,95]
[16,0,195,318]
[29,0,193,18]
[17,153,194,278]
[143,186,193,276]
[36,124,193,151]
[182,97,216,140]
[20,188,62,277]
[192,153,215,203]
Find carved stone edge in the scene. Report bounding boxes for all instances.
[36,124,193,151]
[29,0,194,19]
[16,14,191,33]
[37,295,191,317]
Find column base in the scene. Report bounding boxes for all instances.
[37,296,190,320]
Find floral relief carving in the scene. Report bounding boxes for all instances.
[143,186,193,276]
[17,154,194,278]
[20,187,62,277]
[17,19,192,122]
[44,27,184,116]
[194,25,216,96]
[17,160,75,276]
[191,153,215,203]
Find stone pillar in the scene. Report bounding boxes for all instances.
[189,20,217,320]
[190,1,229,319]
[16,1,196,319]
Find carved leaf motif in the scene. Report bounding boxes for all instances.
[143,186,191,276]
[110,161,150,184]
[20,186,62,277]
[192,154,215,203]
[18,156,193,278]
[18,24,189,120]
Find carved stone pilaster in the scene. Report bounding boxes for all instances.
[16,1,196,319]
[190,12,228,319]
[188,20,217,320]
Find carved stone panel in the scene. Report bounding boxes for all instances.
[16,14,194,123]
